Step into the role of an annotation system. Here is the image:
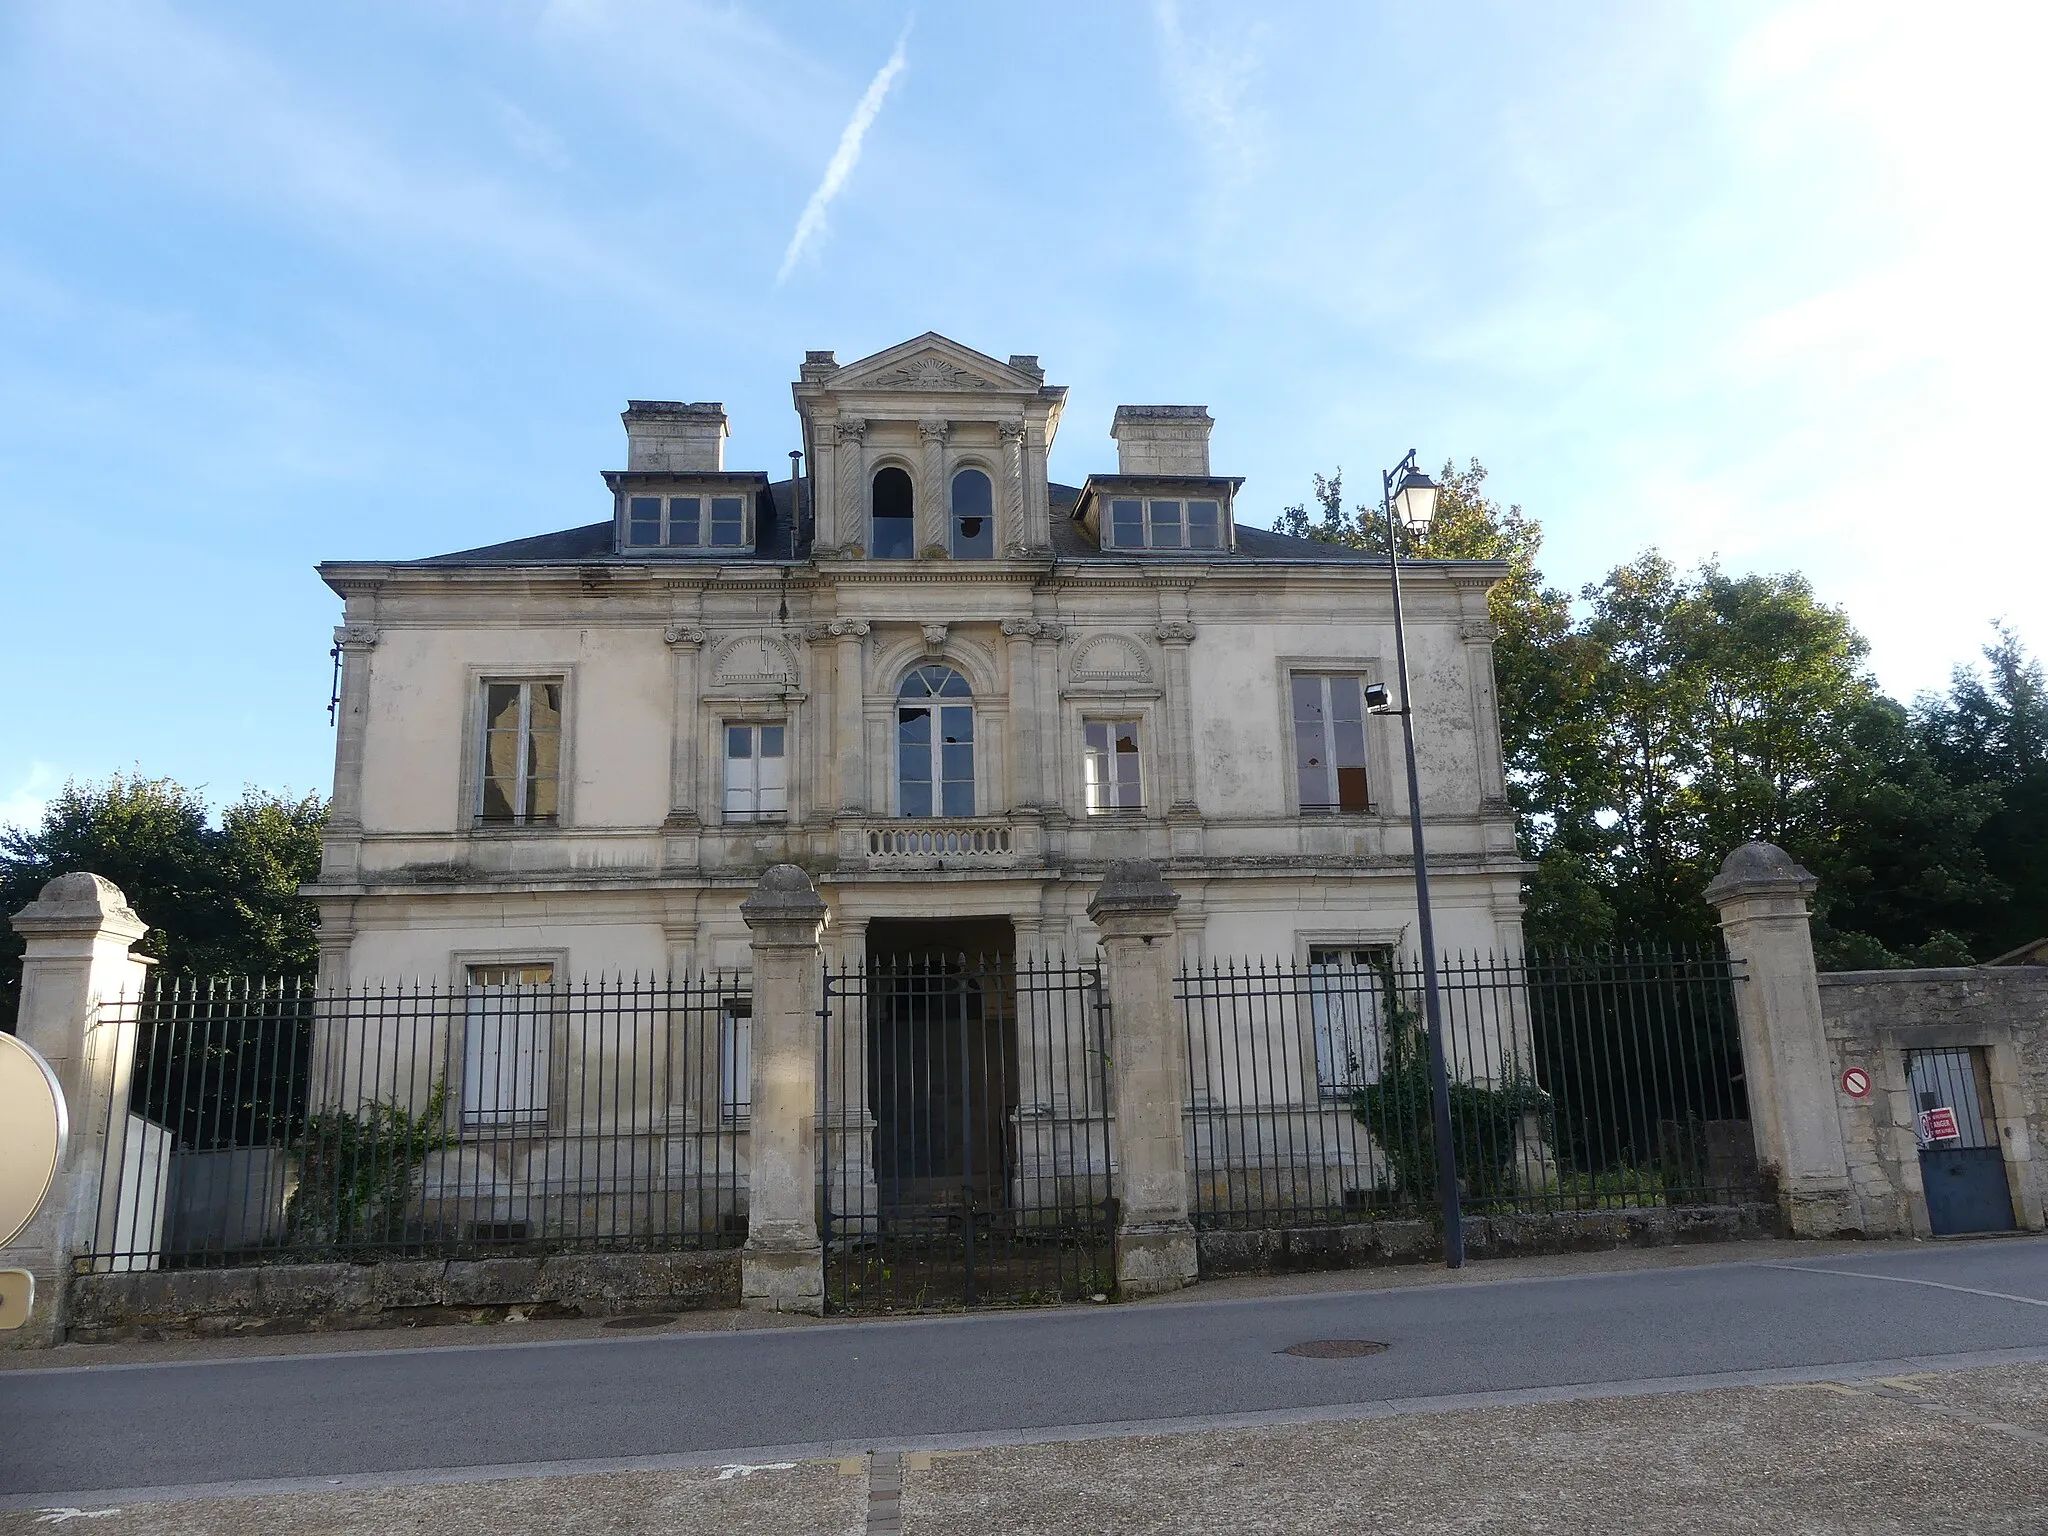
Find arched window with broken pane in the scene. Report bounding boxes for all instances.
[897,665,975,817]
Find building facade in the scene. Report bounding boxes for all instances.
[309,333,1523,991]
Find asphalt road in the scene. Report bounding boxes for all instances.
[6,1239,2047,1504]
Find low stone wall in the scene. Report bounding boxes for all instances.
[1819,966,2048,1236]
[66,1249,741,1343]
[1197,1203,1784,1277]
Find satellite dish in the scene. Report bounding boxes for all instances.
[0,1032,68,1249]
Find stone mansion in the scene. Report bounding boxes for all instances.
[308,333,1523,985]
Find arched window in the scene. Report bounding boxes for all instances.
[897,665,974,817]
[950,468,994,559]
[871,466,915,559]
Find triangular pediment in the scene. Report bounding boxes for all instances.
[829,332,1038,394]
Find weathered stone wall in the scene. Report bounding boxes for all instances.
[1818,966,2048,1237]
[66,1250,739,1343]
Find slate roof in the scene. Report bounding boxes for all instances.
[400,479,1382,568]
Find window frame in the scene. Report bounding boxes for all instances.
[451,952,567,1132]
[1082,717,1147,816]
[617,484,755,553]
[870,463,918,560]
[948,464,997,560]
[472,675,569,829]
[722,719,789,824]
[718,997,752,1122]
[1305,945,1392,1100]
[895,664,977,819]
[1289,670,1375,817]
[1103,495,1228,552]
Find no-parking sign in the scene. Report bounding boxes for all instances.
[1841,1067,1871,1099]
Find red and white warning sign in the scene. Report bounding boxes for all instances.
[1919,1106,1961,1143]
[1841,1067,1870,1099]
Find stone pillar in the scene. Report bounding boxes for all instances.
[3,875,153,1348]
[737,865,828,1312]
[1705,842,1861,1236]
[1088,861,1199,1295]
[918,419,950,559]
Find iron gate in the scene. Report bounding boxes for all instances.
[819,953,1114,1312]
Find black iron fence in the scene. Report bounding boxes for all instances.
[1180,946,1753,1229]
[87,972,750,1270]
[820,953,1114,1312]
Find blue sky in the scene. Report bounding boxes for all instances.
[3,1,2041,829]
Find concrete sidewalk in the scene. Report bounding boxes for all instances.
[3,1361,2043,1534]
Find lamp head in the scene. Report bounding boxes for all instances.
[1392,468,1439,534]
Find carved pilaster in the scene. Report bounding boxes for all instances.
[999,419,1027,555]
[328,625,380,831]
[919,418,950,557]
[665,624,708,826]
[1155,621,1199,813]
[1003,621,1040,810]
[831,418,867,557]
[1460,615,1508,805]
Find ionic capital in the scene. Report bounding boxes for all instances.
[333,624,381,651]
[1154,621,1197,644]
[664,624,708,648]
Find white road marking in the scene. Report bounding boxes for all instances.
[1761,1263,2048,1309]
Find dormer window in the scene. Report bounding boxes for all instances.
[1104,497,1224,551]
[627,493,748,549]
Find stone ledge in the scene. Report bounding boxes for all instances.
[1195,1204,1785,1278]
[67,1251,741,1343]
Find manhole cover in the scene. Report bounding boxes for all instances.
[601,1313,678,1330]
[1281,1338,1388,1358]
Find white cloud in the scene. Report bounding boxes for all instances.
[13,0,694,319]
[0,763,62,836]
[776,20,912,285]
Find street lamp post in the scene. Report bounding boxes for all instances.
[1367,449,1465,1268]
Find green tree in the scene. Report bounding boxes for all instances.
[1,775,326,1019]
[1917,623,2048,957]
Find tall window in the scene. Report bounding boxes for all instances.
[479,680,562,826]
[1292,674,1369,814]
[626,494,746,549]
[1083,720,1144,814]
[723,723,787,821]
[872,466,915,559]
[1307,947,1386,1097]
[719,999,751,1120]
[950,468,995,558]
[1105,498,1223,551]
[897,665,975,817]
[463,963,553,1127]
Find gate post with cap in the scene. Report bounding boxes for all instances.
[1089,859,1200,1295]
[737,863,828,1313]
[3,874,154,1348]
[1705,841,1863,1237]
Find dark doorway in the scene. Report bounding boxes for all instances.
[864,919,1016,1227]
[819,920,1116,1312]
[1908,1047,2016,1236]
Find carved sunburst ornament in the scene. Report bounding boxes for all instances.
[879,356,997,391]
